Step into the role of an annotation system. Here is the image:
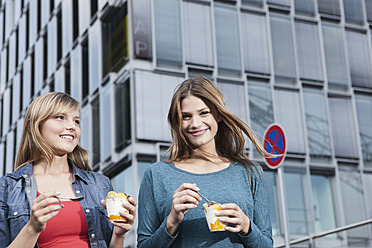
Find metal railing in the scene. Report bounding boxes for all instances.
[275,218,372,248]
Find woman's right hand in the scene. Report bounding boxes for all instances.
[27,191,64,234]
[166,183,201,236]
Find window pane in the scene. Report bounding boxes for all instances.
[62,0,73,58]
[114,77,131,152]
[214,3,242,76]
[339,166,369,243]
[355,95,372,167]
[248,81,274,157]
[343,0,365,25]
[80,105,90,153]
[284,171,310,237]
[132,0,152,60]
[29,0,37,45]
[1,48,7,88]
[303,88,331,159]
[8,33,15,80]
[12,73,21,123]
[317,0,341,16]
[154,0,182,68]
[18,14,26,66]
[102,4,128,77]
[135,70,184,141]
[22,56,31,110]
[54,66,65,92]
[295,21,323,82]
[322,22,349,91]
[217,81,246,121]
[78,0,90,36]
[2,88,10,135]
[264,170,281,236]
[275,89,306,154]
[111,165,133,197]
[241,0,263,7]
[294,0,316,16]
[267,0,290,6]
[363,173,372,218]
[366,0,372,22]
[100,84,112,162]
[241,12,270,75]
[345,30,372,88]
[270,13,297,84]
[47,16,57,78]
[310,174,336,233]
[34,38,43,93]
[89,20,102,95]
[92,98,100,167]
[41,0,49,30]
[70,46,82,102]
[328,97,358,158]
[183,1,213,67]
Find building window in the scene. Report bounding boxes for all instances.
[241,0,264,7]
[92,97,100,168]
[363,173,372,219]
[322,22,349,91]
[343,0,365,25]
[241,11,270,75]
[89,19,102,95]
[2,87,10,135]
[303,88,331,161]
[0,47,7,88]
[114,76,131,152]
[101,3,128,78]
[64,60,70,95]
[317,0,340,16]
[295,21,323,82]
[100,83,112,162]
[47,15,57,78]
[57,11,62,63]
[366,0,372,22]
[62,0,73,59]
[78,0,90,37]
[72,0,79,41]
[154,0,182,68]
[284,169,310,238]
[339,165,370,244]
[18,13,26,67]
[182,1,213,67]
[294,0,316,16]
[8,32,16,81]
[270,13,297,84]
[54,65,65,92]
[22,55,31,110]
[345,30,372,89]
[41,0,49,30]
[310,173,336,234]
[214,3,241,77]
[34,38,43,93]
[12,73,21,124]
[328,97,359,159]
[355,94,372,167]
[135,70,184,141]
[275,89,306,155]
[82,39,89,100]
[248,80,274,158]
[70,45,81,102]
[29,0,38,46]
[217,80,247,122]
[131,0,152,60]
[264,170,281,236]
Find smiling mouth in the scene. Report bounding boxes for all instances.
[190,129,207,136]
[60,135,74,141]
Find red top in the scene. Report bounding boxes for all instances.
[36,192,90,248]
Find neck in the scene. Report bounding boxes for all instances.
[33,155,70,175]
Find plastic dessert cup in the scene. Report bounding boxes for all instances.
[203,203,226,231]
[106,191,128,222]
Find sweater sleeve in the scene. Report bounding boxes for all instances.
[238,171,274,248]
[137,169,178,248]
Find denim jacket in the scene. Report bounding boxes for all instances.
[0,161,114,248]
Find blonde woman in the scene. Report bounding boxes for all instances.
[0,92,136,247]
[137,77,274,247]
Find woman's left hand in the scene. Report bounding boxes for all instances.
[215,203,251,236]
[101,196,137,237]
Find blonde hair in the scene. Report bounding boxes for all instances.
[166,77,275,179]
[14,92,91,171]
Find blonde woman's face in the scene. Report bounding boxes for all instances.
[180,95,220,152]
[40,110,81,156]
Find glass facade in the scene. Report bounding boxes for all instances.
[1,0,372,247]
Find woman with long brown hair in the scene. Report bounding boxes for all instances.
[137,77,274,247]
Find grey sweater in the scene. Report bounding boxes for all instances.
[137,161,273,248]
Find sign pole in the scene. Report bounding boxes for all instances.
[277,167,290,248]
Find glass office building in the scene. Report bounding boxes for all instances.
[1,0,372,247]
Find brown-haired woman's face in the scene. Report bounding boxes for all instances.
[39,110,81,156]
[180,95,220,152]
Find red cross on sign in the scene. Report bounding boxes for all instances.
[263,124,287,169]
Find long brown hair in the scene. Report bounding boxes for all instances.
[14,92,91,171]
[166,77,275,182]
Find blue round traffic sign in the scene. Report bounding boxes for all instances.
[263,123,287,169]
